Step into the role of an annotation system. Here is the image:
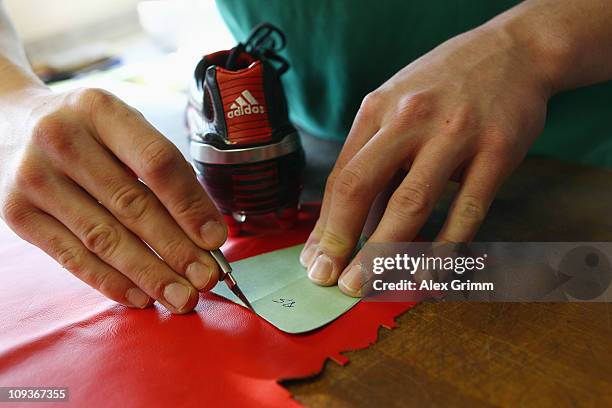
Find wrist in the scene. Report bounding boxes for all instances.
[0,55,47,99]
[483,1,578,97]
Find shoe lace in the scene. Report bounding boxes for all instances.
[226,22,289,75]
[195,23,289,90]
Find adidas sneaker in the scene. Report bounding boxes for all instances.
[186,23,305,235]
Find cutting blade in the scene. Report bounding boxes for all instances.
[223,272,255,311]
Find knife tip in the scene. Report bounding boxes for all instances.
[233,285,255,313]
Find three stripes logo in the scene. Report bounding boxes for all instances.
[227,90,266,119]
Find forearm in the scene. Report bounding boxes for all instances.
[485,0,612,95]
[0,1,44,95]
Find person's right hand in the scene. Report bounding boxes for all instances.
[0,86,228,314]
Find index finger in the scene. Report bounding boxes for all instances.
[300,94,381,267]
[77,89,227,250]
[307,126,419,286]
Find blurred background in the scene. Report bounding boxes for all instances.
[4,0,235,151]
[5,0,234,82]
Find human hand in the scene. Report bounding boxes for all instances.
[300,25,552,296]
[0,87,227,313]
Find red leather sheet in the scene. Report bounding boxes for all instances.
[0,203,416,407]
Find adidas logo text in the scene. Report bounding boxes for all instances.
[227,90,265,119]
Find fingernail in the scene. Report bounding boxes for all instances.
[300,244,317,267]
[308,253,333,284]
[126,287,150,308]
[200,220,227,247]
[339,263,364,296]
[185,261,213,291]
[164,283,191,310]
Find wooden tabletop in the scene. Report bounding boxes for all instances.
[285,157,612,407]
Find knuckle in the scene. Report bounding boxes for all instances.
[321,229,352,255]
[359,91,384,120]
[14,163,48,191]
[133,263,165,298]
[333,168,364,202]
[1,196,32,228]
[172,193,205,219]
[310,220,325,240]
[94,272,123,299]
[393,92,435,127]
[72,88,117,114]
[55,244,85,274]
[443,105,478,135]
[32,114,63,142]
[160,238,192,269]
[389,182,431,219]
[455,196,487,224]
[32,113,79,158]
[111,184,151,222]
[140,139,180,179]
[83,222,121,259]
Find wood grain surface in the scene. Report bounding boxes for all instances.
[285,157,612,407]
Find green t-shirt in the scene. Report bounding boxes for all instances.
[216,0,612,168]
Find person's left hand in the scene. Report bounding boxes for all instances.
[299,24,552,296]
